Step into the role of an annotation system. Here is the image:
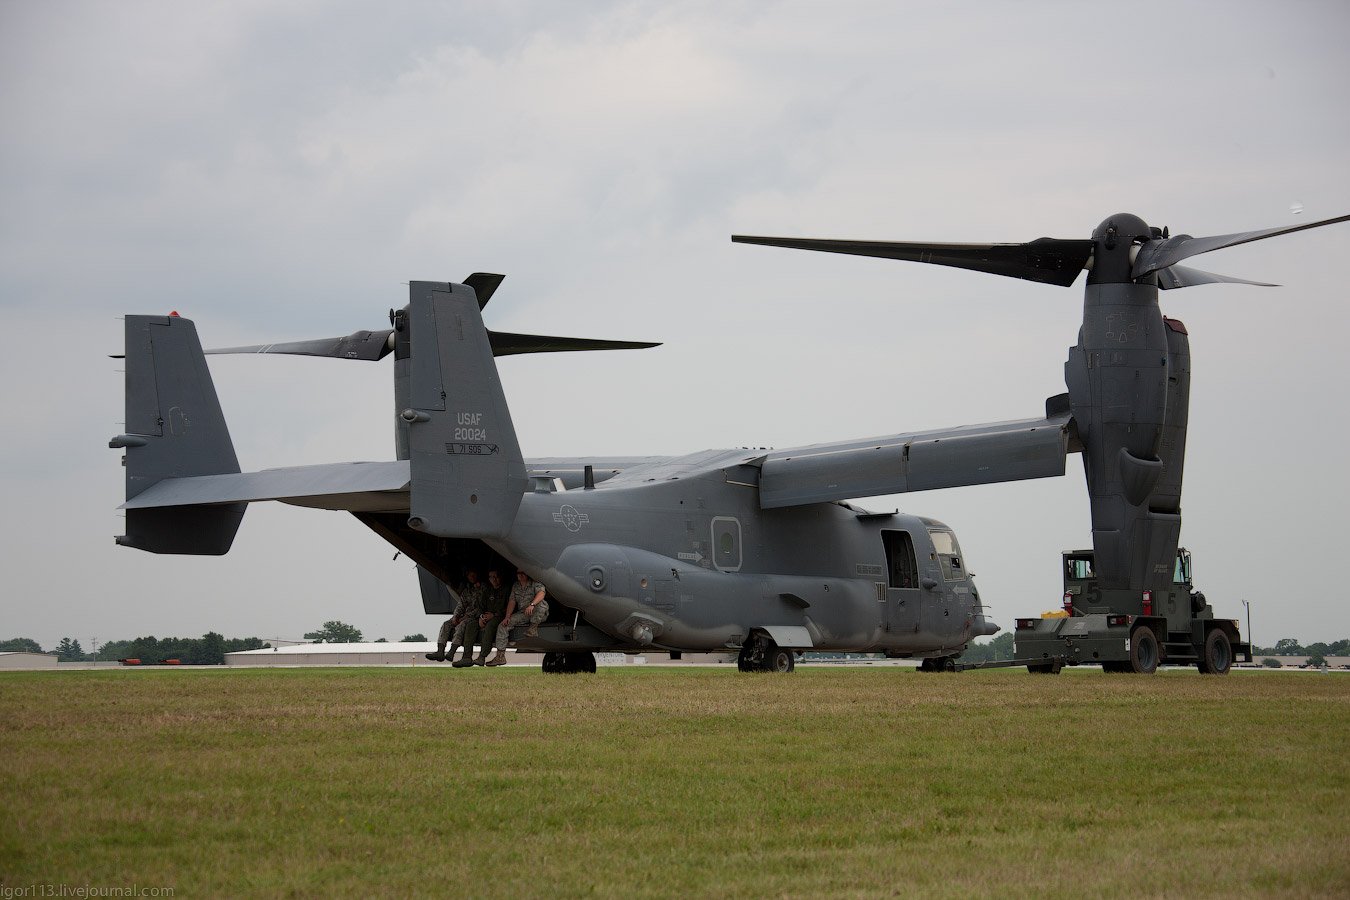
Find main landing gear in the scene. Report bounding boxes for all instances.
[541,651,597,674]
[737,634,796,673]
[918,655,958,673]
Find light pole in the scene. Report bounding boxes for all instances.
[1240,600,1252,658]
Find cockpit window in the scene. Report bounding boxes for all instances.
[929,530,964,581]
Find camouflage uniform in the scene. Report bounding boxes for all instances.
[494,579,549,652]
[460,581,509,663]
[438,581,486,646]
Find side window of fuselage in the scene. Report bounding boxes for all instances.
[882,530,918,589]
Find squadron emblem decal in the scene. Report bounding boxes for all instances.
[553,504,590,532]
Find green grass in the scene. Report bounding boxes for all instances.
[2,668,1347,898]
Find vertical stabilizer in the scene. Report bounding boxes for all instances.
[404,281,528,538]
[111,315,245,554]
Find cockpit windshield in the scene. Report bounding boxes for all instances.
[929,530,965,581]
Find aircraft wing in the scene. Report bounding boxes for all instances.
[757,413,1076,509]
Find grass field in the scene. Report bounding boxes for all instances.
[1,667,1347,898]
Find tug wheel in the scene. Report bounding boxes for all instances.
[1129,627,1159,675]
[1198,629,1232,675]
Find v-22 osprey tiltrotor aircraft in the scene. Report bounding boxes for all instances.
[111,211,1347,673]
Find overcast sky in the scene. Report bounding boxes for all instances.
[2,0,1347,651]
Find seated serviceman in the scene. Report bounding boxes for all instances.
[486,569,549,666]
[454,569,509,667]
[426,569,483,662]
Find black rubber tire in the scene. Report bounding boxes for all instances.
[569,651,598,674]
[1198,629,1232,675]
[765,646,795,673]
[1130,627,1159,675]
[1028,662,1060,674]
[541,651,562,673]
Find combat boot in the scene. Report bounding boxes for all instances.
[451,647,475,668]
[486,650,507,666]
[425,645,446,662]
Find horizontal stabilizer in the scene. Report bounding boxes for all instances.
[758,414,1074,509]
[119,457,666,516]
[121,461,411,512]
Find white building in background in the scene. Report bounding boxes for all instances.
[0,652,60,670]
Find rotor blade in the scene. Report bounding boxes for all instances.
[732,234,1094,287]
[206,329,395,361]
[486,330,661,356]
[1133,212,1350,278]
[463,272,505,309]
[1156,265,1278,291]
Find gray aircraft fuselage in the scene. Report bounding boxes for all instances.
[483,451,984,655]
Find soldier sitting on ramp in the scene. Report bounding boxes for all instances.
[454,570,508,667]
[486,570,549,666]
[427,568,484,662]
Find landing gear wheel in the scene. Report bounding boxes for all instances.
[919,655,957,673]
[568,651,597,674]
[1198,629,1232,675]
[542,651,597,673]
[736,634,795,673]
[1028,661,1061,674]
[1129,627,1159,675]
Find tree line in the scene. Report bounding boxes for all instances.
[2,622,429,664]
[0,634,268,664]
